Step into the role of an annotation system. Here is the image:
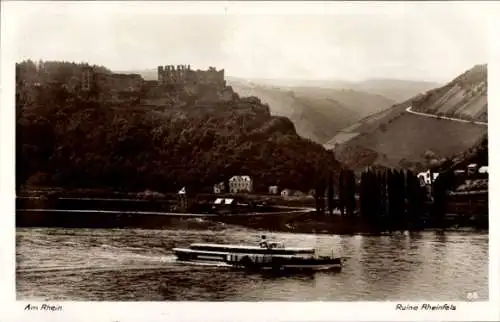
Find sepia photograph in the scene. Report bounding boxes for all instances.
[1,1,499,321]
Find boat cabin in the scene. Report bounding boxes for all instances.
[188,243,315,255]
[265,241,284,249]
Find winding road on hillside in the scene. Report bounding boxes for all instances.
[405,106,488,126]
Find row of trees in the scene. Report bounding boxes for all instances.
[314,169,356,216]
[358,169,427,231]
[16,60,111,85]
[314,167,457,231]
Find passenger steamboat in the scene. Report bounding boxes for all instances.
[172,236,344,272]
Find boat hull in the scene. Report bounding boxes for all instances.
[173,247,343,272]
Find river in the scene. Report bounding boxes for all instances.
[16,222,488,301]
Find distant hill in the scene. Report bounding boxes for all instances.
[348,79,442,103]
[125,70,439,103]
[411,64,487,122]
[116,68,157,80]
[227,79,395,144]
[227,76,440,102]
[329,65,488,171]
[289,86,395,118]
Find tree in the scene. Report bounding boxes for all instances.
[344,169,356,217]
[359,170,368,220]
[327,171,334,215]
[398,170,408,232]
[432,169,455,229]
[432,174,447,229]
[387,169,398,232]
[378,170,388,231]
[360,169,382,230]
[315,178,326,215]
[406,170,419,230]
[371,170,382,227]
[338,169,346,216]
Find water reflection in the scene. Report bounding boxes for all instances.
[355,233,426,300]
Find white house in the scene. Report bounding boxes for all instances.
[229,175,253,193]
[478,166,488,174]
[268,185,278,195]
[417,170,439,186]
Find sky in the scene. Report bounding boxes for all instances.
[5,1,493,83]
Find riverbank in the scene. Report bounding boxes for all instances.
[16,187,319,218]
[15,192,315,230]
[210,211,488,235]
[16,188,488,234]
[16,206,488,235]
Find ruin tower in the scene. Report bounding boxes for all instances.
[157,64,227,87]
[168,65,174,84]
[220,69,225,87]
[81,66,93,91]
[177,65,181,83]
[170,65,176,83]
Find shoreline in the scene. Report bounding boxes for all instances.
[209,211,488,235]
[16,207,488,235]
[15,188,488,234]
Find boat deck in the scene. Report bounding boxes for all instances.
[173,242,344,272]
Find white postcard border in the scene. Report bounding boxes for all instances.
[1,1,498,321]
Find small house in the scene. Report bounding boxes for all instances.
[213,197,240,214]
[467,164,478,176]
[268,185,278,195]
[417,170,440,186]
[281,189,292,197]
[478,166,488,179]
[214,198,235,206]
[213,182,225,194]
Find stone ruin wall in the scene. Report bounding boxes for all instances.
[157,65,225,89]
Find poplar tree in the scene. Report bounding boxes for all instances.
[338,169,346,216]
[359,170,368,220]
[406,170,423,230]
[379,170,389,231]
[373,170,382,225]
[315,178,326,215]
[432,170,453,229]
[401,170,407,229]
[327,171,334,215]
[387,169,397,232]
[377,171,386,218]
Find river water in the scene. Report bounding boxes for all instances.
[16,221,488,301]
